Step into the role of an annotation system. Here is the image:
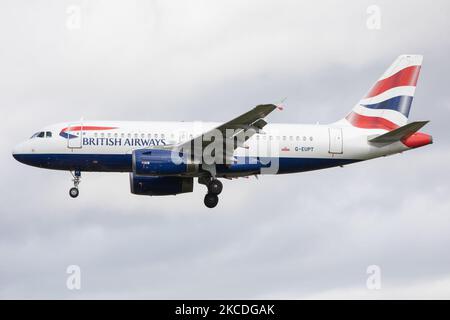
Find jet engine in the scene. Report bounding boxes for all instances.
[129,174,194,196]
[132,149,198,176]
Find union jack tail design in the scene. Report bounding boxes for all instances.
[345,55,423,131]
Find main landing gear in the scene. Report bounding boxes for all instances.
[199,176,223,208]
[69,170,81,198]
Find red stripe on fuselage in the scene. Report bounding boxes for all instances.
[365,65,421,98]
[61,126,117,132]
[345,112,399,130]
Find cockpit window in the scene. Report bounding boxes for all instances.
[30,131,52,139]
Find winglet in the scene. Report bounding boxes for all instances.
[275,97,287,111]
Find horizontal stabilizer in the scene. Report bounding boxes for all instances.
[368,121,429,143]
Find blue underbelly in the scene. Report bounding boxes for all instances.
[13,153,133,172]
[13,153,359,174]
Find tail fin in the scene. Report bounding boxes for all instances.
[345,55,423,130]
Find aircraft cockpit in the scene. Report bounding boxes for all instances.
[30,131,52,139]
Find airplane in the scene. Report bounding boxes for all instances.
[12,55,432,208]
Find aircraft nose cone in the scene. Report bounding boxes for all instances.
[12,142,27,162]
[12,146,20,161]
[12,145,19,159]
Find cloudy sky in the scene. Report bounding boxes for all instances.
[1,0,450,299]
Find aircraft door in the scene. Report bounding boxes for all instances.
[328,127,343,154]
[67,122,83,149]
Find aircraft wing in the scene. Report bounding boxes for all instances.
[176,104,277,163]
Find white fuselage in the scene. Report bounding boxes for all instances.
[12,120,410,177]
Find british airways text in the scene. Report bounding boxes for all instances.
[82,138,166,147]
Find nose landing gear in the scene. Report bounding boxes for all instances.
[199,176,223,208]
[69,171,81,198]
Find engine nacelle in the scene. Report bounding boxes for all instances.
[132,149,198,176]
[129,174,194,196]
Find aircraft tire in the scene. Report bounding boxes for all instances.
[204,193,219,208]
[207,179,223,195]
[69,187,79,198]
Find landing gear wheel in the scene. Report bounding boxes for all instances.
[204,193,219,208]
[69,187,79,198]
[207,179,223,195]
[69,170,81,198]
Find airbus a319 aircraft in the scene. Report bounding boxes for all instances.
[13,55,432,208]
